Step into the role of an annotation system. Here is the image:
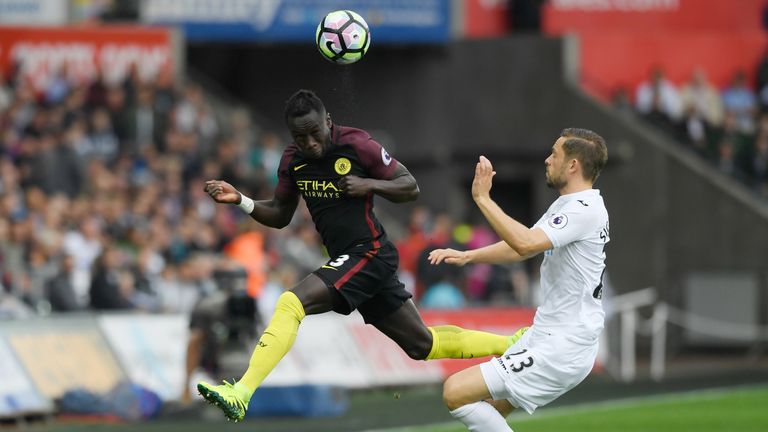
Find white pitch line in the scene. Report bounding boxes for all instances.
[363,384,768,432]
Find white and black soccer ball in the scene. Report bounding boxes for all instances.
[316,10,371,65]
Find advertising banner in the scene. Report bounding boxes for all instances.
[0,26,174,93]
[142,0,450,43]
[2,317,125,398]
[98,314,188,401]
[0,337,52,417]
[544,0,765,34]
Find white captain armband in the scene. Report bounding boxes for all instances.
[237,193,255,214]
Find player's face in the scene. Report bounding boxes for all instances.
[287,109,332,159]
[545,137,568,190]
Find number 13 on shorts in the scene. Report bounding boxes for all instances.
[502,349,535,373]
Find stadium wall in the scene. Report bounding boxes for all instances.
[189,37,768,349]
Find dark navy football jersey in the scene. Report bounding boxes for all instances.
[275,124,399,257]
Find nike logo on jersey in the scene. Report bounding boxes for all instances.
[321,265,339,271]
[294,163,309,171]
[577,200,589,206]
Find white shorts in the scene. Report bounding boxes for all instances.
[480,326,598,414]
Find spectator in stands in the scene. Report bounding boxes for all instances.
[82,108,119,162]
[45,254,83,312]
[63,216,104,301]
[680,68,723,127]
[133,85,157,153]
[86,69,108,110]
[722,70,758,134]
[105,86,134,152]
[635,67,682,128]
[31,132,83,198]
[89,244,136,310]
[45,65,72,106]
[396,206,432,298]
[676,69,722,154]
[417,214,464,300]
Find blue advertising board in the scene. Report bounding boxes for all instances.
[142,0,451,43]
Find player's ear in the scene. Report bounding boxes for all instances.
[326,112,332,126]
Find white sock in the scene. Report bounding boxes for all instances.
[449,401,513,432]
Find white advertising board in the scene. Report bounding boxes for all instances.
[98,314,188,401]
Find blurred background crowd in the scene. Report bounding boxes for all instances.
[0,60,531,324]
[615,59,768,197]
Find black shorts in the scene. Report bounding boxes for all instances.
[313,241,412,324]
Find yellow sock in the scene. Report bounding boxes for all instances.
[425,325,510,360]
[238,291,305,393]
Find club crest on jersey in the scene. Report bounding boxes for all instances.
[548,213,568,229]
[334,157,351,175]
[381,147,392,166]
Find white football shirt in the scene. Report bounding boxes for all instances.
[532,189,609,341]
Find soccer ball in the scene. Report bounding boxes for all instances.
[316,10,371,65]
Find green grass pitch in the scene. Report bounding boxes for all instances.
[394,386,768,432]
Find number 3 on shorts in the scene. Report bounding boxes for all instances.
[328,254,350,267]
[504,349,534,373]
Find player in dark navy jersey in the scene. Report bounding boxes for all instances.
[196,90,526,421]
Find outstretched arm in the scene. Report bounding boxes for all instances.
[204,180,299,229]
[339,163,419,203]
[428,240,530,267]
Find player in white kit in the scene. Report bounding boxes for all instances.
[428,128,609,431]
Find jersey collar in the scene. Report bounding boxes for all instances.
[557,188,599,203]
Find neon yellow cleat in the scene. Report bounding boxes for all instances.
[197,380,251,422]
[507,326,529,347]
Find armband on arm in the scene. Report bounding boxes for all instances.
[237,193,255,214]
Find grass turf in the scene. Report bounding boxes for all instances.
[399,386,768,432]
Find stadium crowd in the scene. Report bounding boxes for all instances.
[0,64,528,323]
[615,58,768,198]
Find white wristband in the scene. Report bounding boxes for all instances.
[237,193,255,214]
